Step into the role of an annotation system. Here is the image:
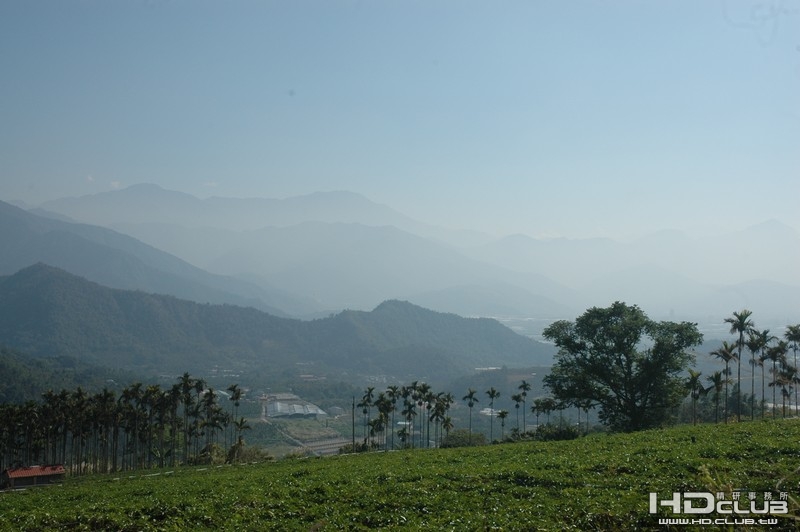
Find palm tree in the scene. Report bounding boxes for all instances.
[438,393,455,447]
[176,373,195,464]
[747,329,775,419]
[373,392,392,450]
[746,332,763,420]
[151,387,171,468]
[70,387,90,474]
[518,380,532,433]
[429,392,450,447]
[94,388,117,473]
[784,324,800,413]
[396,426,409,448]
[400,398,416,449]
[192,378,207,460]
[511,393,523,432]
[405,382,420,448]
[706,371,728,423]
[725,309,754,422]
[686,370,705,425]
[774,365,798,418]
[766,341,789,417]
[710,341,737,423]
[358,387,375,446]
[541,397,558,425]
[230,417,251,463]
[531,398,544,429]
[416,383,432,448]
[227,384,242,449]
[167,384,181,467]
[462,388,479,445]
[386,385,400,450]
[485,387,500,442]
[576,398,593,435]
[40,390,64,466]
[120,382,144,470]
[142,384,165,468]
[497,410,509,440]
[441,416,454,444]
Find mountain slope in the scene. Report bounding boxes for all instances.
[327,299,552,366]
[0,199,295,316]
[0,265,555,380]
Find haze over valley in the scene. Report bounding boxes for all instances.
[1,1,798,381]
[8,183,795,340]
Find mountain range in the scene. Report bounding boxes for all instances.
[0,198,310,316]
[29,184,800,331]
[0,264,553,381]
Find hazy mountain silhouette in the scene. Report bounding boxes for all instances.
[201,221,576,313]
[41,183,449,237]
[0,199,301,316]
[0,264,554,380]
[38,186,573,316]
[33,185,800,327]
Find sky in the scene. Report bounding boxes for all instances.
[1,0,798,239]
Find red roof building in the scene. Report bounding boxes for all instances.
[1,465,66,489]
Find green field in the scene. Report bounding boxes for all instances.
[2,420,799,531]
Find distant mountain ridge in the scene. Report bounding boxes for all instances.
[35,186,574,317]
[30,185,800,326]
[41,184,436,235]
[0,264,554,380]
[0,199,304,316]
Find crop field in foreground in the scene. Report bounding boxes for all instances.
[2,420,800,531]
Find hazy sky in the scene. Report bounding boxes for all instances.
[1,1,798,238]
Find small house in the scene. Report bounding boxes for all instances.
[1,465,66,489]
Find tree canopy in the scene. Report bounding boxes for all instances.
[542,302,702,432]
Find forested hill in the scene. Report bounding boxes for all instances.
[0,264,554,380]
[0,345,138,403]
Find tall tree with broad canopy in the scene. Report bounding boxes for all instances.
[542,302,703,432]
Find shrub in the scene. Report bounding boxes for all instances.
[189,443,226,465]
[338,441,380,454]
[440,429,486,448]
[534,423,580,441]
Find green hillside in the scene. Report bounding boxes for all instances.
[1,420,798,530]
[0,264,553,381]
[0,346,138,404]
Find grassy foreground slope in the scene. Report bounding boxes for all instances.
[2,420,799,531]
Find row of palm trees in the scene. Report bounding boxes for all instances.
[355,382,457,450]
[486,395,573,441]
[0,373,249,475]
[694,311,800,424]
[355,379,548,450]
